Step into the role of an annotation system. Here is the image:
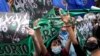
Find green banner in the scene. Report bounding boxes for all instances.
[35,8,100,47]
[37,19,63,47]
[4,7,99,55]
[37,8,100,56]
[0,37,34,56]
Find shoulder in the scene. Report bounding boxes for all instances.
[61,48,69,56]
[42,51,51,56]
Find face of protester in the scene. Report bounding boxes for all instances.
[87,37,98,44]
[51,39,62,54]
[51,39,61,47]
[86,37,99,52]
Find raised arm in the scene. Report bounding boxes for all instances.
[34,28,48,55]
[26,27,41,56]
[64,38,71,52]
[33,19,48,55]
[60,12,78,45]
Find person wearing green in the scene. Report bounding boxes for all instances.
[26,14,74,56]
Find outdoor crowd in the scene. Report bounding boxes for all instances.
[26,10,100,56]
[0,0,100,56]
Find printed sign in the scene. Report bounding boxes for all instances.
[0,13,34,56]
[0,37,34,55]
[13,0,53,19]
[0,13,30,43]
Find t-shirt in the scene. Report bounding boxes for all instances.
[52,0,67,10]
[0,0,10,12]
[66,0,95,10]
[84,0,95,9]
[44,48,69,56]
[66,0,77,10]
[76,0,95,9]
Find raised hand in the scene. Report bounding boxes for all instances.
[25,27,34,37]
[59,8,70,25]
[33,19,40,27]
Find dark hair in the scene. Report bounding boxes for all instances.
[84,33,97,48]
[47,37,62,56]
[95,26,100,39]
[86,35,96,42]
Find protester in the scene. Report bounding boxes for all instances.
[0,0,99,56]
[70,18,100,56]
[59,26,77,56]
[59,13,77,56]
[85,36,99,52]
[26,12,77,56]
[26,9,100,56]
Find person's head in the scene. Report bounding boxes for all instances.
[87,36,98,44]
[85,36,99,52]
[50,38,62,54]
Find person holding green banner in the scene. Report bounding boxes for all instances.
[70,20,100,56]
[26,14,76,56]
[58,9,100,56]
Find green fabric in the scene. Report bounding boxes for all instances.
[42,8,100,19]
[0,37,34,56]
[33,8,100,48]
[32,8,100,55]
[42,8,57,19]
[37,19,62,47]
[10,6,100,56]
[77,29,86,49]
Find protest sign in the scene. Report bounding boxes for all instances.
[0,13,34,55]
[0,13,29,43]
[13,0,53,19]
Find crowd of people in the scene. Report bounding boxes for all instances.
[26,10,100,56]
[0,0,100,56]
